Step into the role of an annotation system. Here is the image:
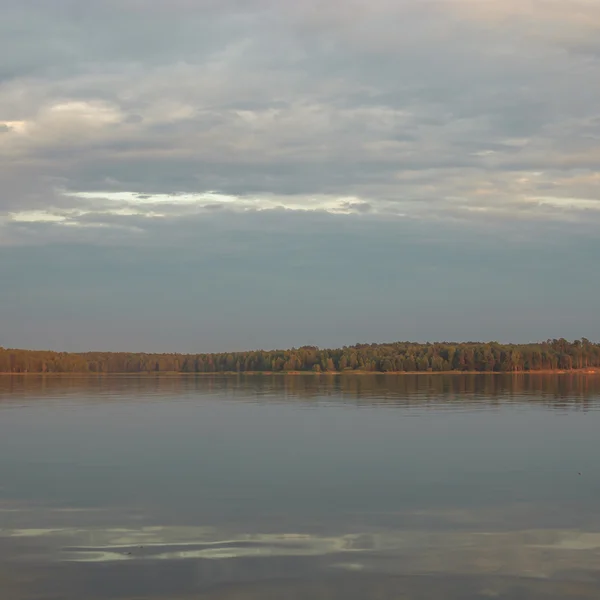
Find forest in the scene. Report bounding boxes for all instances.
[1,339,599,374]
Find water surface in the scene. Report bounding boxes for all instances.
[1,373,600,599]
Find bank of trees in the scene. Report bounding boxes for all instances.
[1,339,599,374]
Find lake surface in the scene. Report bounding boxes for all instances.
[1,373,600,599]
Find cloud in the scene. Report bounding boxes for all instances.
[1,0,600,239]
[1,0,600,349]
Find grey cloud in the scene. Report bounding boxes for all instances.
[339,201,373,213]
[2,0,600,233]
[0,0,246,79]
[124,114,144,124]
[3,0,600,351]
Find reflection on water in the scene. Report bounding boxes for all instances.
[2,372,600,406]
[1,374,600,599]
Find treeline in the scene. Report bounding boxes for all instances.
[1,339,599,374]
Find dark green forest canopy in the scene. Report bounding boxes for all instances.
[1,339,599,373]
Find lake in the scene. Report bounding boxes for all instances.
[1,373,600,599]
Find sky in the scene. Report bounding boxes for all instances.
[1,0,600,353]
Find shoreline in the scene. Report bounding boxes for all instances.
[1,368,600,377]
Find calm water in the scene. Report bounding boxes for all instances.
[1,374,600,599]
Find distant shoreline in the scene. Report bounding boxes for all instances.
[2,368,600,376]
[3,339,599,375]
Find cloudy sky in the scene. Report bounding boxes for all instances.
[1,0,600,352]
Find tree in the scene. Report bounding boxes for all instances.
[2,339,599,374]
[417,356,430,371]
